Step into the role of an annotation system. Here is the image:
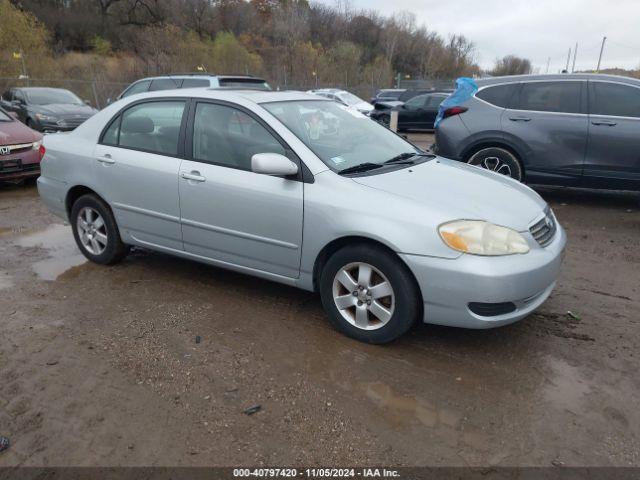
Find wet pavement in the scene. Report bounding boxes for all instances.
[0,182,639,467]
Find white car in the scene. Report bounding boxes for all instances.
[307,89,374,115]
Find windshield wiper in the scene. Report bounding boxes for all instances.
[338,162,385,175]
[384,152,434,164]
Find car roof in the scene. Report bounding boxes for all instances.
[475,73,640,87]
[135,74,267,82]
[128,88,331,105]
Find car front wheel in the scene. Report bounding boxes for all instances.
[70,194,128,265]
[467,147,523,182]
[319,244,421,344]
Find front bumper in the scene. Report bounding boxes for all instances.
[0,149,40,180]
[400,224,566,329]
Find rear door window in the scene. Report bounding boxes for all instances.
[149,78,184,91]
[476,84,518,108]
[590,82,640,118]
[514,81,582,114]
[110,101,186,156]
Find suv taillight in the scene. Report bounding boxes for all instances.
[442,106,468,119]
[39,144,46,161]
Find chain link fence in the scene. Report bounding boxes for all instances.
[1,76,455,110]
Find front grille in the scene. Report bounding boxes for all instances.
[0,143,32,155]
[529,208,557,247]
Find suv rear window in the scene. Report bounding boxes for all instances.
[513,81,582,114]
[476,84,518,108]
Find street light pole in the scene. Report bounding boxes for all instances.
[596,36,607,72]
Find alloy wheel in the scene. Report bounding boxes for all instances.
[77,207,108,255]
[332,262,395,330]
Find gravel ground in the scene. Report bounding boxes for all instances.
[0,171,638,467]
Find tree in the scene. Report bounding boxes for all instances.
[0,0,50,77]
[491,55,532,76]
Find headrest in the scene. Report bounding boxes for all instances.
[123,116,154,134]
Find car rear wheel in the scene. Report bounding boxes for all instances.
[319,244,420,344]
[70,194,128,265]
[467,147,523,182]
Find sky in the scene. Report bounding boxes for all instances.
[325,0,640,73]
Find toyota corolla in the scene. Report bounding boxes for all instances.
[37,89,566,343]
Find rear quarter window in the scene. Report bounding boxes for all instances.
[149,78,184,91]
[476,84,518,108]
[181,79,210,88]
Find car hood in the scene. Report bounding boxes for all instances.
[351,102,373,112]
[375,100,403,110]
[351,157,547,232]
[30,103,97,117]
[0,120,40,145]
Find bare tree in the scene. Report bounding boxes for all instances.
[491,55,532,76]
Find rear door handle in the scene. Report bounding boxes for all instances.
[509,116,531,122]
[96,153,115,164]
[180,171,206,182]
[591,120,617,126]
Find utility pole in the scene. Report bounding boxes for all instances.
[565,48,571,72]
[596,36,607,72]
[545,57,550,74]
[571,42,578,73]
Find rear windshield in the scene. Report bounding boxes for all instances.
[218,78,271,90]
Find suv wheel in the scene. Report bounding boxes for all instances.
[319,244,420,344]
[467,147,523,182]
[70,194,128,265]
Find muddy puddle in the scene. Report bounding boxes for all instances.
[13,223,87,281]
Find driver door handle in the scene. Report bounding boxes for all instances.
[180,171,206,182]
[509,116,531,122]
[591,120,617,126]
[96,153,115,164]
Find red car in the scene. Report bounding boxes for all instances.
[0,107,43,181]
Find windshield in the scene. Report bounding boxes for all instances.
[25,88,83,105]
[0,109,11,122]
[337,92,362,106]
[262,100,421,173]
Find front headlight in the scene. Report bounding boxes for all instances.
[35,113,56,122]
[31,140,42,151]
[439,220,530,256]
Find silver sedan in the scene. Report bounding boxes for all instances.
[37,89,565,343]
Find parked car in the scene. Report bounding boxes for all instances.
[435,73,640,191]
[0,87,98,133]
[370,89,405,105]
[38,89,565,343]
[307,89,374,114]
[370,92,449,131]
[0,107,43,181]
[114,74,271,102]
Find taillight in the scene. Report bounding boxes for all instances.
[443,106,468,119]
[39,144,46,161]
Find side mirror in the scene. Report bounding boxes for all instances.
[251,153,298,177]
[8,111,18,120]
[106,97,113,105]
[12,100,23,107]
[84,99,92,105]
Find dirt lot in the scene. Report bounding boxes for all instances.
[1,165,639,466]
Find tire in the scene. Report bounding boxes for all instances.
[378,114,390,128]
[467,147,523,182]
[70,194,128,265]
[319,244,421,344]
